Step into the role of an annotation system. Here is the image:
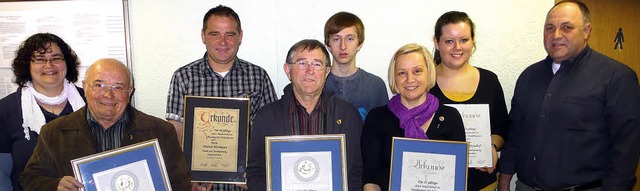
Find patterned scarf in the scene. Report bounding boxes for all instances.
[387,93,439,139]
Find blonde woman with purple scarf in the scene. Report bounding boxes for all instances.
[361,43,465,191]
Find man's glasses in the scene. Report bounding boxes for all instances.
[290,60,327,71]
[88,83,131,95]
[31,57,65,65]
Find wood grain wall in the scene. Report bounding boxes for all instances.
[582,0,640,83]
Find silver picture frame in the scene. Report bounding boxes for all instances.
[71,139,171,191]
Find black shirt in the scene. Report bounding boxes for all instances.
[498,46,640,190]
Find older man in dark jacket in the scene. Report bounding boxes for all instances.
[20,58,190,190]
[247,39,363,191]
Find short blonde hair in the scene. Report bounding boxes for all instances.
[387,43,437,94]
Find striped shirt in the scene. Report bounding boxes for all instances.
[166,54,277,191]
[86,107,129,152]
[289,95,326,135]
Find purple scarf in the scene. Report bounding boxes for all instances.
[388,93,439,139]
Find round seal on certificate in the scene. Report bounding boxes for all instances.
[294,156,320,182]
[111,170,139,191]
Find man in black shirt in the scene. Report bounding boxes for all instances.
[498,1,640,190]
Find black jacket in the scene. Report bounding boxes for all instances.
[247,84,363,191]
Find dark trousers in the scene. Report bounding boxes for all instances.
[515,180,601,191]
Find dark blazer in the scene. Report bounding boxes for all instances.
[19,106,191,191]
[247,85,363,191]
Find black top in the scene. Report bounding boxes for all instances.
[498,46,640,190]
[0,87,84,191]
[430,67,509,190]
[361,103,466,191]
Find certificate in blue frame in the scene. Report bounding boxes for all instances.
[265,134,347,191]
[390,137,468,191]
[71,139,171,191]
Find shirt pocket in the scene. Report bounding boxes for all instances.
[234,91,261,112]
[560,96,604,132]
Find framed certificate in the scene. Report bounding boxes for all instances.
[183,96,250,183]
[71,139,170,191]
[265,134,347,191]
[390,137,468,191]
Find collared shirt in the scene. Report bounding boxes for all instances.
[289,94,326,135]
[246,86,364,191]
[86,107,129,152]
[166,54,277,191]
[166,53,278,126]
[498,45,640,190]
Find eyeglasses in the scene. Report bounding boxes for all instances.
[31,57,65,65]
[289,60,327,71]
[88,83,131,94]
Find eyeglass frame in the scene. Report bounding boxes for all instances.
[84,82,133,95]
[288,60,328,71]
[31,56,65,65]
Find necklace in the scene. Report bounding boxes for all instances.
[38,100,67,115]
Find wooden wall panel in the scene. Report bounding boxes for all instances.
[583,0,640,83]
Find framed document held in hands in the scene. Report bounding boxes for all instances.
[182,96,250,183]
[390,137,469,191]
[71,139,171,191]
[265,134,347,191]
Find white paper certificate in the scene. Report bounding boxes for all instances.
[280,151,333,191]
[92,160,156,191]
[400,151,456,191]
[445,104,492,167]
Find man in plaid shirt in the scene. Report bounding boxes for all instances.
[166,5,277,191]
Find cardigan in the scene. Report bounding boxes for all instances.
[0,86,84,191]
[430,67,509,190]
[247,85,363,191]
[361,104,466,191]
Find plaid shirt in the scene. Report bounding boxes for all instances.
[166,54,277,125]
[166,54,277,191]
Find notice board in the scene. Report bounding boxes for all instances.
[0,0,131,98]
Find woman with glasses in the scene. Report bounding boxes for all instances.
[361,43,465,191]
[0,33,85,190]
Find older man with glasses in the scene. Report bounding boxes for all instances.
[246,39,363,191]
[20,58,191,191]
